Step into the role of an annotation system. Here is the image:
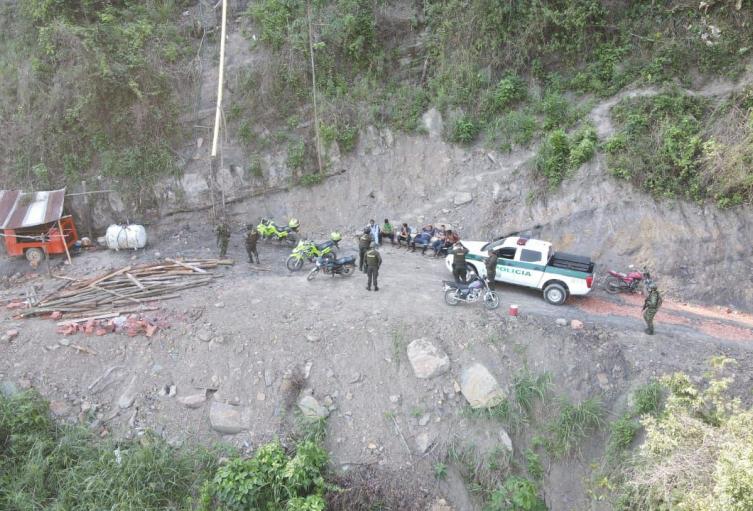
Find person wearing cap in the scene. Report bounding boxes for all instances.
[244,224,260,264]
[358,228,372,272]
[451,241,469,283]
[642,281,662,335]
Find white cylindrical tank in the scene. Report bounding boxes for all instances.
[105,224,147,250]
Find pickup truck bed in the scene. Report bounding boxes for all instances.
[549,252,594,273]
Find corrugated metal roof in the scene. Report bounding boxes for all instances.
[0,189,66,229]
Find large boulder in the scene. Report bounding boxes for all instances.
[460,363,506,409]
[209,402,246,434]
[453,192,473,206]
[407,339,450,379]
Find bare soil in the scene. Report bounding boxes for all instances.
[2,226,752,510]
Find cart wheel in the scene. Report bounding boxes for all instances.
[25,248,44,268]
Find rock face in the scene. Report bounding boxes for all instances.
[298,395,329,420]
[415,431,435,454]
[209,402,246,434]
[407,339,450,379]
[460,363,506,409]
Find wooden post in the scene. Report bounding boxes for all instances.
[307,0,323,175]
[210,0,228,219]
[81,180,94,240]
[58,220,72,265]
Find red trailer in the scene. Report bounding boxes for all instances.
[0,189,79,267]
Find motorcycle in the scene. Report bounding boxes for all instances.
[286,232,342,272]
[257,217,300,244]
[306,255,356,281]
[604,265,652,294]
[443,276,500,310]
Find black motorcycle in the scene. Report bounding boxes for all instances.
[306,255,356,281]
[443,276,500,310]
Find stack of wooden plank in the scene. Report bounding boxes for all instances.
[22,258,232,318]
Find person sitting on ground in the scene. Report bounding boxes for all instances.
[396,223,411,247]
[430,224,448,256]
[410,229,432,254]
[436,229,459,257]
[380,218,395,245]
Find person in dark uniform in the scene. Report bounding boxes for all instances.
[358,228,372,272]
[643,281,662,335]
[365,242,382,291]
[485,250,498,290]
[215,220,230,258]
[451,242,469,283]
[244,224,259,263]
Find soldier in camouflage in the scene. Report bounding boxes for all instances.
[485,250,498,290]
[358,228,372,273]
[642,281,662,335]
[451,242,469,283]
[215,220,230,258]
[244,224,259,264]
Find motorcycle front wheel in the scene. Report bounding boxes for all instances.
[306,268,319,281]
[444,289,460,306]
[286,255,304,272]
[483,291,500,310]
[604,275,622,294]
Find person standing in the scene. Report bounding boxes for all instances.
[451,242,469,283]
[367,219,381,247]
[358,228,372,272]
[485,250,498,290]
[381,219,395,245]
[215,219,230,258]
[642,281,662,335]
[365,242,382,291]
[244,224,260,263]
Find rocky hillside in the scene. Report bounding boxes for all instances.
[1,0,752,309]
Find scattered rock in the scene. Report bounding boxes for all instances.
[460,363,506,409]
[118,375,139,409]
[196,329,212,342]
[264,369,274,387]
[422,108,443,139]
[596,372,609,388]
[0,381,18,397]
[305,334,321,343]
[367,442,378,450]
[418,414,431,427]
[58,338,70,347]
[214,302,224,308]
[49,400,70,417]
[415,431,435,454]
[407,339,450,379]
[556,318,568,327]
[209,402,246,434]
[453,380,461,393]
[323,395,334,408]
[389,394,401,404]
[571,319,584,330]
[499,429,513,453]
[453,192,473,206]
[210,335,225,344]
[5,329,19,341]
[348,372,361,384]
[298,395,329,420]
[160,384,177,397]
[256,392,266,402]
[303,361,313,379]
[178,393,207,409]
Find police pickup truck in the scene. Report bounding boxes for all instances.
[445,236,594,305]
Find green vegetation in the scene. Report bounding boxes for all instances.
[545,397,605,458]
[613,358,753,510]
[487,476,547,511]
[0,0,194,207]
[536,125,598,188]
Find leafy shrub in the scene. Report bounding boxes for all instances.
[608,414,641,454]
[535,129,571,188]
[546,397,605,458]
[539,92,580,130]
[483,74,528,115]
[486,476,547,511]
[299,173,323,187]
[287,139,306,169]
[525,450,544,481]
[632,381,663,416]
[569,125,598,168]
[449,116,481,145]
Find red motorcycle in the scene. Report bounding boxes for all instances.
[604,266,651,294]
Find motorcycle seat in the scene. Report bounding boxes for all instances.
[444,280,471,290]
[609,271,627,278]
[315,241,334,251]
[335,255,355,265]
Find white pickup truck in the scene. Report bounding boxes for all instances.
[445,236,595,305]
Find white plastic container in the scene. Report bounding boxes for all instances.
[105,224,147,250]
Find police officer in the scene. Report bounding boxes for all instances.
[642,281,662,335]
[451,242,469,283]
[244,224,260,264]
[215,220,230,258]
[485,250,498,290]
[365,242,382,291]
[358,228,372,272]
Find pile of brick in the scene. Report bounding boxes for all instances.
[56,314,160,337]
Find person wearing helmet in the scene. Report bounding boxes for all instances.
[642,281,662,335]
[358,228,372,272]
[244,224,260,264]
[330,231,342,244]
[288,218,300,230]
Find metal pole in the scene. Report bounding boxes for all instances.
[307,0,323,175]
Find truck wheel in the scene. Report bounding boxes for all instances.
[543,283,567,305]
[25,248,44,268]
